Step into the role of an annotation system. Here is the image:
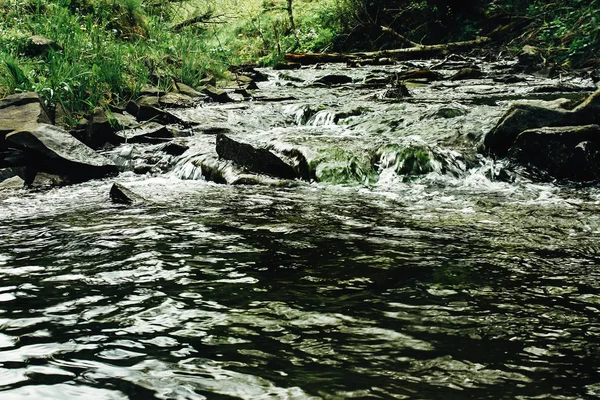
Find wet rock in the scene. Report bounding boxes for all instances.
[23,35,60,56]
[518,45,543,69]
[182,154,283,185]
[493,75,525,84]
[6,123,118,183]
[115,122,174,144]
[28,172,68,189]
[484,89,600,157]
[395,69,443,82]
[273,62,302,70]
[508,125,600,181]
[201,86,235,103]
[215,134,297,180]
[450,67,483,81]
[158,141,189,156]
[128,97,186,125]
[380,84,411,99]
[0,167,23,182]
[424,104,469,119]
[314,74,353,86]
[110,182,145,204]
[0,175,25,190]
[0,92,52,141]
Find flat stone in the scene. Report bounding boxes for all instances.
[6,123,118,183]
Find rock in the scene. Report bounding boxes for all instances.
[0,175,24,190]
[518,45,543,69]
[314,74,353,86]
[0,92,52,141]
[109,182,145,204]
[28,172,68,189]
[493,75,525,84]
[0,149,27,168]
[5,123,118,183]
[0,167,23,182]
[116,122,174,144]
[424,104,469,119]
[508,125,600,181]
[140,85,166,97]
[128,96,186,124]
[23,35,60,56]
[86,106,123,149]
[215,134,297,180]
[380,84,411,99]
[172,82,206,98]
[273,62,302,70]
[158,92,196,108]
[396,69,444,82]
[201,86,235,103]
[450,67,483,81]
[484,89,600,157]
[158,141,189,156]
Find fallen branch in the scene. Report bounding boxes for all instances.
[285,36,492,65]
[171,11,228,31]
[380,26,419,48]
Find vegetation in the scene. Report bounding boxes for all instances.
[0,0,598,124]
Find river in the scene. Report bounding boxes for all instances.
[1,59,600,399]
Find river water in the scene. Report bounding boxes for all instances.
[1,60,600,399]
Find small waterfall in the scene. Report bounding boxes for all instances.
[308,110,337,126]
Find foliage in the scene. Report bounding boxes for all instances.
[0,0,228,123]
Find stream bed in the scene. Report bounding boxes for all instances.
[1,59,600,399]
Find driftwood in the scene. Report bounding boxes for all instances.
[285,36,492,65]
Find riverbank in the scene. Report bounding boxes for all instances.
[1,0,599,125]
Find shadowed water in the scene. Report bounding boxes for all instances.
[1,60,600,399]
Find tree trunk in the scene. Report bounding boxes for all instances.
[285,37,492,65]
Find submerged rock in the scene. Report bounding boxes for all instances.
[215,134,297,180]
[6,123,118,183]
[109,182,145,204]
[508,125,600,181]
[314,75,353,86]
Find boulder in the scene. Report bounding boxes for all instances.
[508,125,600,181]
[0,92,51,142]
[482,90,600,157]
[5,123,118,183]
[215,134,297,180]
[109,182,145,204]
[314,74,353,86]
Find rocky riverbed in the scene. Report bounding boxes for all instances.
[1,56,600,399]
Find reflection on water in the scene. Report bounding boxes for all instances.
[1,60,600,399]
[1,181,600,399]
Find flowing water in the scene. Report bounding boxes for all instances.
[1,59,600,399]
